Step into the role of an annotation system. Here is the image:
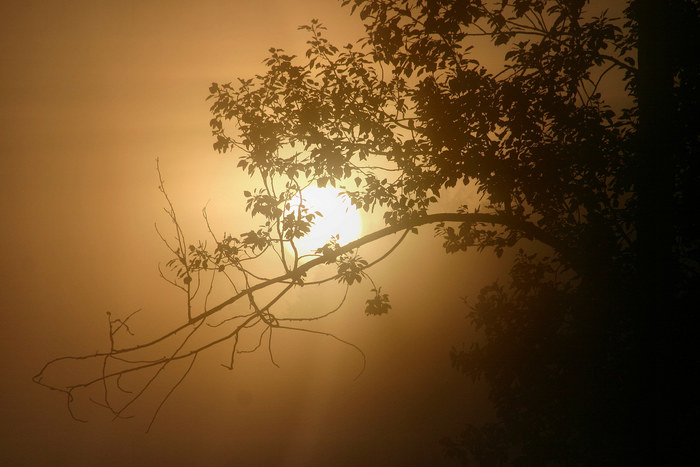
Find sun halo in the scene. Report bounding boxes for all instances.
[284,186,363,257]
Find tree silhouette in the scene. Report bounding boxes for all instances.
[34,0,698,463]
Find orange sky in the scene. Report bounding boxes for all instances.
[1,1,522,465]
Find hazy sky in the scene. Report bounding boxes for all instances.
[1,1,514,465]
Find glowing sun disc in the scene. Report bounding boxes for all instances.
[285,186,362,256]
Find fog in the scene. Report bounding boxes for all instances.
[0,1,514,465]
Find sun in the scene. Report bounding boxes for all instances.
[284,186,363,256]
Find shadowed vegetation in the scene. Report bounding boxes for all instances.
[36,0,698,463]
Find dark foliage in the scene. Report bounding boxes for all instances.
[206,0,697,463]
[36,0,698,463]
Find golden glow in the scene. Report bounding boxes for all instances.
[285,186,362,256]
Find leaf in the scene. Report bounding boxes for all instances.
[365,288,391,316]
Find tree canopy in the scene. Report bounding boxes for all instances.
[35,0,699,464]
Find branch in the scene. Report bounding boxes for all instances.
[189,211,564,325]
[599,53,637,75]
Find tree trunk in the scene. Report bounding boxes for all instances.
[636,0,678,462]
